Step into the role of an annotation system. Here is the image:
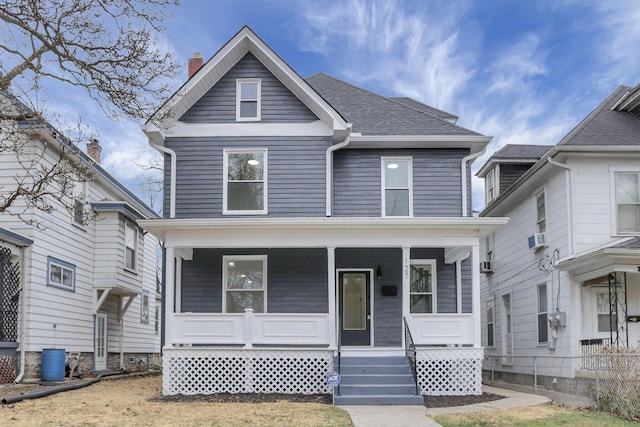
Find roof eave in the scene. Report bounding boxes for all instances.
[348,135,491,151]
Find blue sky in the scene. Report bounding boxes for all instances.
[34,0,640,211]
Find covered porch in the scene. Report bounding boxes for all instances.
[140,217,507,396]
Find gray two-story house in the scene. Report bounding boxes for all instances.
[139,26,507,404]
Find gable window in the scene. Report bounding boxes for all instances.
[535,190,546,233]
[236,78,261,121]
[223,149,267,214]
[486,169,496,203]
[537,283,548,344]
[73,181,88,226]
[124,221,138,271]
[141,291,149,324]
[615,172,640,233]
[47,256,75,292]
[486,299,495,347]
[382,157,412,217]
[409,260,436,313]
[223,255,267,313]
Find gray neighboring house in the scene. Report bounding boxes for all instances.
[477,84,640,391]
[139,26,507,404]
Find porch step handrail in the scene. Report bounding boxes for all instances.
[403,316,419,396]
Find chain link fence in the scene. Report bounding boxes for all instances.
[485,351,640,419]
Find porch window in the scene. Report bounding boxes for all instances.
[409,260,436,313]
[382,157,412,217]
[486,299,494,347]
[535,190,546,233]
[615,172,640,233]
[224,149,267,214]
[236,78,261,121]
[537,284,548,344]
[124,221,137,271]
[596,290,617,332]
[47,256,75,292]
[223,255,267,313]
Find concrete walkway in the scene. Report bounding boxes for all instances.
[340,385,553,427]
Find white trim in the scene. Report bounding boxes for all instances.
[401,246,410,348]
[534,187,547,234]
[124,220,138,272]
[486,168,496,204]
[327,247,336,347]
[222,255,268,313]
[150,143,176,218]
[94,312,108,371]
[381,156,413,217]
[408,259,437,314]
[485,297,495,348]
[336,268,374,347]
[236,78,261,121]
[472,244,481,347]
[223,148,268,215]
[536,283,548,345]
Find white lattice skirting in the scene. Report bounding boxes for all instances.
[163,348,334,396]
[417,347,483,396]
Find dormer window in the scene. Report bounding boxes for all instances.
[236,79,261,121]
[486,169,496,203]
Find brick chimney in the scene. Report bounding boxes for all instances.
[87,139,102,164]
[188,52,204,79]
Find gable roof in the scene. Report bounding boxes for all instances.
[305,73,479,137]
[480,84,640,216]
[1,91,159,220]
[144,26,350,144]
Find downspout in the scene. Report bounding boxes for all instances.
[461,147,486,217]
[150,143,176,218]
[325,136,351,217]
[547,156,574,258]
[14,245,29,383]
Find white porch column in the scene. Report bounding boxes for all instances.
[402,246,411,348]
[471,243,481,347]
[165,246,175,347]
[244,308,254,348]
[327,246,336,349]
[456,260,462,314]
[175,256,182,313]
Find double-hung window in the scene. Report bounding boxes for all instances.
[141,291,149,324]
[615,172,640,233]
[382,157,412,217]
[223,255,267,313]
[535,190,546,233]
[224,149,267,214]
[486,169,496,203]
[537,283,548,344]
[486,299,495,347]
[47,256,75,292]
[124,221,137,271]
[409,260,436,313]
[236,79,261,121]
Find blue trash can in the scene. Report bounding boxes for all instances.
[41,348,66,381]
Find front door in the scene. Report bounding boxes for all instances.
[339,271,371,346]
[95,312,107,371]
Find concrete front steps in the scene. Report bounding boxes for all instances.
[334,356,423,405]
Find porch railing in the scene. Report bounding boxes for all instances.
[404,313,475,346]
[403,316,419,395]
[170,310,331,347]
[580,338,612,370]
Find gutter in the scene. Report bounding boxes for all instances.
[325,136,351,217]
[14,245,29,383]
[461,146,486,216]
[149,143,176,218]
[547,155,574,258]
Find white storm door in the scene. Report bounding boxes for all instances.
[95,312,107,371]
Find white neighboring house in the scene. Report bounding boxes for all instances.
[477,84,640,391]
[0,92,161,382]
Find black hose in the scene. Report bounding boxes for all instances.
[2,369,126,405]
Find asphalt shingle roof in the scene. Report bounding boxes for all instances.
[490,144,554,161]
[388,97,459,121]
[305,73,481,136]
[558,85,640,146]
[612,237,640,250]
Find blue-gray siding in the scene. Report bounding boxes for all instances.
[180,53,318,123]
[336,248,403,347]
[333,148,470,217]
[163,136,330,218]
[180,248,328,313]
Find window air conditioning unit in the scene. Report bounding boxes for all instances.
[480,261,493,274]
[528,232,546,250]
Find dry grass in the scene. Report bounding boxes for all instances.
[0,375,353,427]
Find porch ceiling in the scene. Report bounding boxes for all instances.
[557,247,640,282]
[138,216,509,247]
